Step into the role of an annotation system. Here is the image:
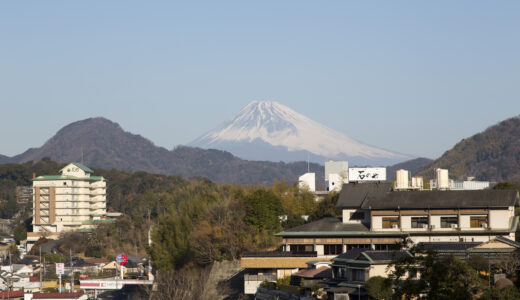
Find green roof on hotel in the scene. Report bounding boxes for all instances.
[82,219,115,224]
[32,175,105,182]
[72,162,94,173]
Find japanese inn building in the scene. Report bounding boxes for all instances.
[241,182,519,295]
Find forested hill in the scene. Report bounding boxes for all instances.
[2,117,324,185]
[0,159,340,299]
[416,116,520,183]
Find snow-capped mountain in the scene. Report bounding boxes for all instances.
[188,101,413,165]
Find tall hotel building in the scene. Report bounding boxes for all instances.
[28,163,115,249]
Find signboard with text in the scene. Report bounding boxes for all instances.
[56,263,65,275]
[348,168,387,182]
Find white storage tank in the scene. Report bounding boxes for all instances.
[436,168,449,190]
[395,169,409,190]
[325,161,348,181]
[412,176,424,190]
[298,173,316,192]
[328,173,343,192]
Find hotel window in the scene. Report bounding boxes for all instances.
[374,244,394,251]
[290,244,314,253]
[470,216,488,228]
[411,217,428,228]
[441,216,458,228]
[324,244,342,255]
[347,244,371,250]
[382,217,399,229]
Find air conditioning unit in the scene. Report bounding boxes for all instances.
[392,224,399,229]
[481,223,488,228]
[451,224,458,229]
[422,224,429,229]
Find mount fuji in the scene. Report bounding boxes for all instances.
[188,101,413,165]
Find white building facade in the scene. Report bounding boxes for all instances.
[29,163,111,246]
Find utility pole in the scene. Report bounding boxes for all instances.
[70,249,74,292]
[39,247,42,289]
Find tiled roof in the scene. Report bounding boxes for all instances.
[0,291,24,299]
[336,183,392,208]
[333,248,372,260]
[292,266,332,278]
[276,217,369,236]
[71,162,94,173]
[362,190,518,209]
[32,292,85,299]
[362,250,411,262]
[418,242,482,251]
[32,175,105,182]
[333,249,412,263]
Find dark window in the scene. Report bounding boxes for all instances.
[290,244,313,253]
[350,211,365,220]
[324,244,342,255]
[352,269,365,281]
[347,244,371,250]
[382,217,399,228]
[470,216,488,228]
[411,217,428,228]
[441,216,458,228]
[374,244,394,251]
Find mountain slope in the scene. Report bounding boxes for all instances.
[416,116,520,182]
[12,118,173,174]
[0,155,10,164]
[7,117,324,185]
[189,101,413,165]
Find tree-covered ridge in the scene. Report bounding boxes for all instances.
[0,159,334,268]
[1,117,325,185]
[416,116,520,183]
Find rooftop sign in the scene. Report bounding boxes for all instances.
[348,168,386,182]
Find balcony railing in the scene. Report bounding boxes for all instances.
[242,251,317,258]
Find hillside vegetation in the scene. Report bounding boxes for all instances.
[416,116,520,183]
[1,117,324,185]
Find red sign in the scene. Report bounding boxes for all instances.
[116,253,128,266]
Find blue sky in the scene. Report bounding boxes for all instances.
[1,1,519,159]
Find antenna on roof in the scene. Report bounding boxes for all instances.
[307,153,310,173]
[81,146,84,164]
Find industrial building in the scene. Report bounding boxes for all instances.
[28,163,117,249]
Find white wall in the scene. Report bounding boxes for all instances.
[315,245,324,256]
[490,210,512,229]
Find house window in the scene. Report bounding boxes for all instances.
[324,244,342,255]
[411,217,428,228]
[290,244,313,253]
[441,216,458,228]
[470,216,488,228]
[352,269,366,282]
[350,211,365,220]
[336,267,347,279]
[382,217,399,229]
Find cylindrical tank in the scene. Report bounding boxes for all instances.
[395,169,409,190]
[412,176,424,189]
[436,169,449,189]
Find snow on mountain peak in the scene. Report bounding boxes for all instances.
[189,101,412,165]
